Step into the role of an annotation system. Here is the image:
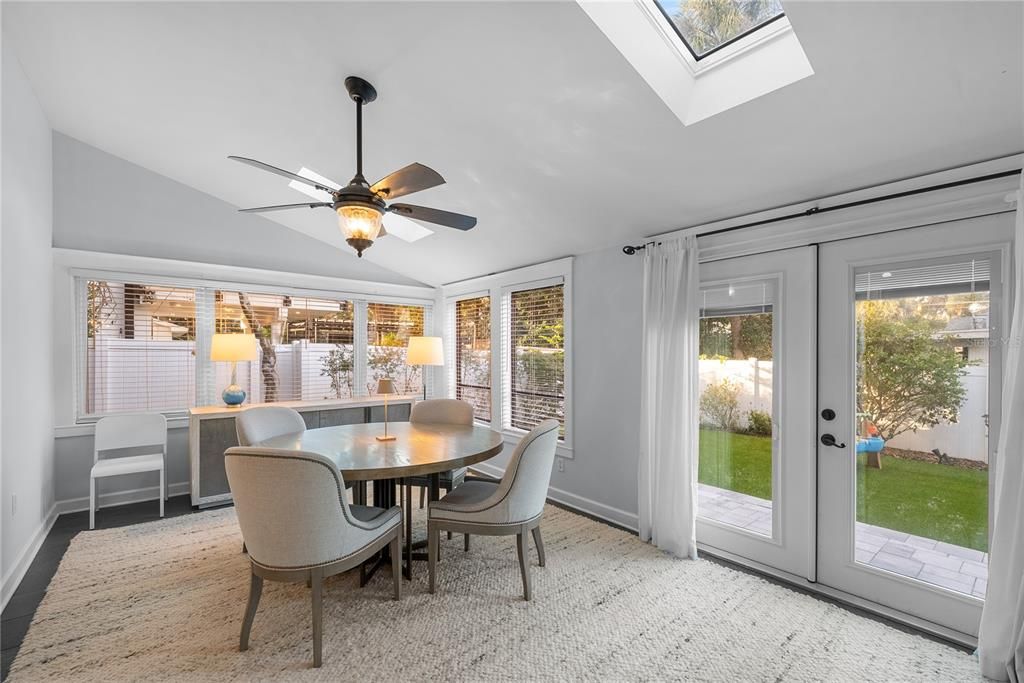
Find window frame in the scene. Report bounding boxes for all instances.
[650,0,787,62]
[71,268,434,423]
[446,290,493,424]
[442,258,573,457]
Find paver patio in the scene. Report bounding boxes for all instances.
[697,484,987,597]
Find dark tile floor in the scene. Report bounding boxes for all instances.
[0,496,200,681]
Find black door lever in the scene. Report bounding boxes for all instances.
[820,434,846,448]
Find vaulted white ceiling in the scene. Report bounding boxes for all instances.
[3,1,1022,286]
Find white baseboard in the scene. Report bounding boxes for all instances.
[56,480,191,515]
[471,462,640,532]
[1,504,58,611]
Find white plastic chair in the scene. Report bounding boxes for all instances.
[90,413,167,530]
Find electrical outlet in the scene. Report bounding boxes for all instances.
[557,459,565,473]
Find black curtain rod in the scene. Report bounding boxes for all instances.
[622,167,1022,255]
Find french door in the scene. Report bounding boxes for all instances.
[817,215,1011,638]
[696,247,815,578]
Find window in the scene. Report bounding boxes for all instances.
[213,291,355,403]
[454,296,491,422]
[506,284,565,437]
[76,275,432,419]
[81,280,197,417]
[366,302,426,396]
[653,0,786,60]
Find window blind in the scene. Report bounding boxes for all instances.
[366,302,428,396]
[856,258,991,300]
[504,284,565,437]
[454,295,491,422]
[212,291,355,403]
[78,279,198,417]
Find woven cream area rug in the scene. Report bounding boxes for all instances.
[9,504,979,681]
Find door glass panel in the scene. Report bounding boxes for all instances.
[853,258,989,597]
[698,279,776,536]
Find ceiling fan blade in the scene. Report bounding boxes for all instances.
[239,202,333,213]
[388,203,476,231]
[370,163,445,200]
[229,156,340,193]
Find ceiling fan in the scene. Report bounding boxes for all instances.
[230,76,476,258]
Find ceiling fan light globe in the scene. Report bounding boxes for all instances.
[337,204,384,246]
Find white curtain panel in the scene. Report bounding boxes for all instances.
[637,235,700,559]
[979,173,1024,681]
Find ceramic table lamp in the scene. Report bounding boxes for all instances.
[406,336,443,400]
[211,333,258,406]
[376,378,397,441]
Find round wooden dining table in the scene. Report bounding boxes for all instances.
[251,421,504,581]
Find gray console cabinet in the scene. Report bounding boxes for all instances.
[189,397,414,508]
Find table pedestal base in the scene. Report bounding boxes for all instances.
[359,473,441,586]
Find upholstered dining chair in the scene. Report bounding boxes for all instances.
[428,419,559,601]
[225,446,402,668]
[235,405,306,446]
[404,398,473,519]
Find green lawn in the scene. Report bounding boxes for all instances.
[698,429,989,552]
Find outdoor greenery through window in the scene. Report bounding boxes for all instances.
[455,296,491,422]
[654,0,785,58]
[852,258,991,594]
[698,279,776,535]
[79,277,431,418]
[507,284,565,437]
[214,291,355,403]
[367,303,426,396]
[84,281,198,415]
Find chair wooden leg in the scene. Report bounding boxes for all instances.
[419,486,425,509]
[516,531,532,601]
[464,534,470,552]
[428,523,438,594]
[241,541,247,554]
[404,484,413,581]
[89,477,96,530]
[531,526,546,567]
[390,535,401,601]
[311,568,323,668]
[240,571,262,652]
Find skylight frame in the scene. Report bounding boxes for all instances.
[651,1,787,62]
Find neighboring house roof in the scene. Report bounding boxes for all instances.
[936,316,989,341]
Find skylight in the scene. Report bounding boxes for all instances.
[653,0,786,60]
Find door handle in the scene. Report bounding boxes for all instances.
[820,434,846,448]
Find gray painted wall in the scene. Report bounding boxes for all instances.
[480,244,643,525]
[52,133,423,286]
[54,428,189,511]
[2,41,56,591]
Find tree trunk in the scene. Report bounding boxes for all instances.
[238,292,277,402]
[730,317,744,359]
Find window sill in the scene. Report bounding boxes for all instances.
[56,416,190,438]
[501,428,574,460]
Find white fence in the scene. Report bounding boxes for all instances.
[887,366,989,463]
[699,360,989,463]
[87,339,422,411]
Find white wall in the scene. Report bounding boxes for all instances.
[1,40,56,604]
[52,133,424,287]
[476,245,644,528]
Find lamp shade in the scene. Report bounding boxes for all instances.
[376,378,397,395]
[406,336,444,366]
[210,333,259,362]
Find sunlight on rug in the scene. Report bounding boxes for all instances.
[9,504,978,681]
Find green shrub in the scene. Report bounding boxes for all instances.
[747,410,772,436]
[700,379,741,432]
